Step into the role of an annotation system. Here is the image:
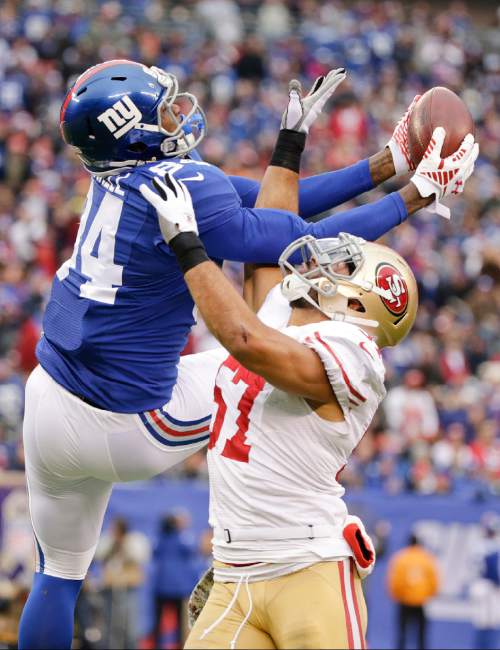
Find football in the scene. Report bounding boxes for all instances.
[408,86,475,167]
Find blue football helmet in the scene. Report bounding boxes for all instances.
[60,60,206,175]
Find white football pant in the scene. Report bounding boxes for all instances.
[23,351,224,581]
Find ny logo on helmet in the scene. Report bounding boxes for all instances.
[97,96,142,139]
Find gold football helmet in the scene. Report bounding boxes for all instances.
[279,233,418,348]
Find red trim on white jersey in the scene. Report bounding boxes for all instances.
[314,332,367,404]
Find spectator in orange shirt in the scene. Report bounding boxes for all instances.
[387,533,440,650]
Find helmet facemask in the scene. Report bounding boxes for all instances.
[279,233,380,331]
[144,66,207,157]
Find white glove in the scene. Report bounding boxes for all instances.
[281,68,347,134]
[410,126,479,219]
[139,172,198,243]
[387,95,421,175]
[343,515,376,579]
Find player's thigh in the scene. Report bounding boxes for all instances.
[123,348,227,479]
[266,560,366,650]
[172,348,226,420]
[185,581,276,650]
[101,348,226,480]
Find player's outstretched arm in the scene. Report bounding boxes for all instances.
[243,160,299,310]
[244,139,300,310]
[144,132,475,265]
[230,149,393,219]
[183,259,336,403]
[229,96,420,219]
[140,174,335,404]
[246,72,345,310]
[201,128,477,265]
[200,184,429,264]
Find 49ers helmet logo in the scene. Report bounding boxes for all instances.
[375,263,409,316]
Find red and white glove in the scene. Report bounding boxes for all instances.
[386,95,421,175]
[343,515,376,579]
[410,126,479,219]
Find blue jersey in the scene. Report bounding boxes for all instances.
[37,157,408,413]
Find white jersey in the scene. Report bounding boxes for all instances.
[207,316,386,579]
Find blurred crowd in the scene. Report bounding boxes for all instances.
[0,0,499,497]
[0,488,214,649]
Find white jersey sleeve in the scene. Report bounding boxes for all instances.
[300,320,386,422]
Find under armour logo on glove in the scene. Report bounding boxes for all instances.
[387,95,421,175]
[410,126,479,219]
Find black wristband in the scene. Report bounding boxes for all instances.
[169,232,210,274]
[269,129,307,173]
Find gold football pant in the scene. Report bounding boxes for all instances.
[184,559,367,649]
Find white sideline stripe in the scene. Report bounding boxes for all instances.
[342,559,363,649]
